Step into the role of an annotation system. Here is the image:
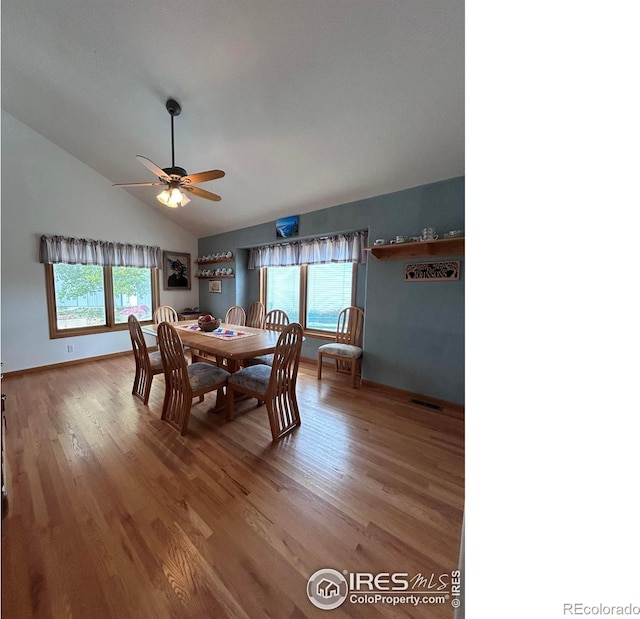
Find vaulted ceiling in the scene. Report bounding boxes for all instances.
[1,0,464,237]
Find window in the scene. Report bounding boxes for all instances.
[306,263,354,330]
[262,263,355,335]
[45,264,158,338]
[265,266,301,322]
[112,267,155,324]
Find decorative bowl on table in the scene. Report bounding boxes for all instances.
[198,315,220,332]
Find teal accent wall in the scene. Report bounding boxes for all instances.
[198,176,465,404]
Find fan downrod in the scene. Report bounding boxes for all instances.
[165,98,182,169]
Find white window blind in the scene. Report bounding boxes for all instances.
[266,266,301,323]
[306,263,353,331]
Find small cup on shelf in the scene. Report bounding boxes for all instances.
[421,227,438,241]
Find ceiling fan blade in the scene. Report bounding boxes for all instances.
[112,181,166,187]
[185,186,222,202]
[136,155,170,180]
[181,169,226,185]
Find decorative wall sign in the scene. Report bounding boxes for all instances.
[404,261,460,281]
[208,280,222,293]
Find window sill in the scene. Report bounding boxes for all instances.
[49,320,154,339]
[302,329,336,341]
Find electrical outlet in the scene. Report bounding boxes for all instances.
[67,344,74,353]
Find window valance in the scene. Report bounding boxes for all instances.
[248,231,367,269]
[39,235,161,268]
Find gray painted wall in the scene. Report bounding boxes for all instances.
[198,177,465,405]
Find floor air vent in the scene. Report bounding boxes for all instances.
[410,399,442,411]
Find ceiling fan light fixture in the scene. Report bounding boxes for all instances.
[157,187,190,207]
[157,189,179,208]
[156,189,173,207]
[170,187,183,203]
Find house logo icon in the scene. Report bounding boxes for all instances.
[307,568,348,610]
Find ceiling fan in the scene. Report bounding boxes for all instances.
[113,98,225,208]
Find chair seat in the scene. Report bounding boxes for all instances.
[148,350,164,372]
[228,364,271,394]
[188,362,230,392]
[243,354,274,367]
[149,350,189,372]
[317,343,363,358]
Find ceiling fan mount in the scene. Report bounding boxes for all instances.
[165,98,181,117]
[113,97,225,207]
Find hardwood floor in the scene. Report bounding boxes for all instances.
[1,356,464,618]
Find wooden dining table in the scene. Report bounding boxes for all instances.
[142,320,279,371]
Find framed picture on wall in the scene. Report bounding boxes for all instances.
[276,215,299,238]
[208,280,222,293]
[163,250,191,290]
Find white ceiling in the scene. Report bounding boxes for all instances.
[1,0,464,237]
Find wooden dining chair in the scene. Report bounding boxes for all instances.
[227,322,303,441]
[264,309,290,332]
[246,300,266,328]
[317,306,365,388]
[225,305,246,326]
[153,305,178,324]
[244,309,290,367]
[127,315,164,405]
[154,304,193,355]
[157,322,230,435]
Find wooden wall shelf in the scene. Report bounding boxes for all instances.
[195,275,235,279]
[366,237,464,260]
[195,259,234,265]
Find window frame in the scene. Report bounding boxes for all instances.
[44,264,160,338]
[260,263,357,340]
